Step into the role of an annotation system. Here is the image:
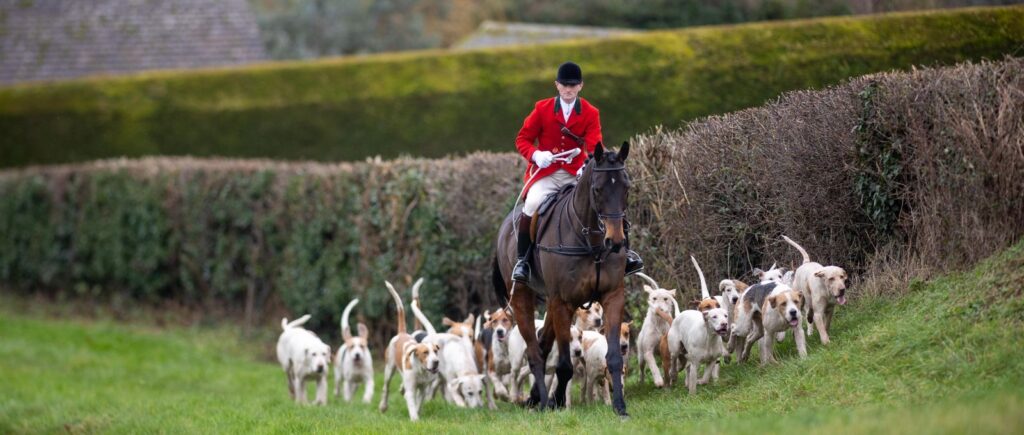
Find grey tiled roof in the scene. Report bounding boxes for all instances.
[0,0,267,86]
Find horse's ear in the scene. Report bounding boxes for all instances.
[619,141,629,161]
[593,142,604,161]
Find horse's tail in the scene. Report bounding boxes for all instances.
[492,254,509,306]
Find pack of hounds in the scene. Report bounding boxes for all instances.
[275,236,848,421]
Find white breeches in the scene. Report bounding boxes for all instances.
[523,169,577,216]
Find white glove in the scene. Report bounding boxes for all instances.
[532,150,554,169]
[576,165,585,177]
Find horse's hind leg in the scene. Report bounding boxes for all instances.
[511,285,550,409]
[602,286,630,418]
[548,297,574,409]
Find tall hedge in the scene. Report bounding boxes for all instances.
[1,57,1021,346]
[1,6,1023,168]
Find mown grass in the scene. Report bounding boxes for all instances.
[2,241,1023,434]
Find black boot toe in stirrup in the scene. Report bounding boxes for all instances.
[625,250,644,276]
[512,257,530,283]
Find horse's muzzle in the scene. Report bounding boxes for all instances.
[604,238,623,253]
[601,218,625,252]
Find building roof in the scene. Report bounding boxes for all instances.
[453,20,637,50]
[0,0,267,85]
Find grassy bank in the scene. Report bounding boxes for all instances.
[2,241,1022,433]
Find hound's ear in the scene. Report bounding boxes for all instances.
[304,348,310,357]
[357,323,369,339]
[593,142,604,161]
[769,295,779,309]
[504,307,513,318]
[619,141,629,161]
[719,281,729,292]
[668,288,677,296]
[433,343,441,352]
[464,313,475,325]
[448,378,461,390]
[688,299,700,309]
[814,270,826,278]
[643,284,654,294]
[483,310,491,321]
[753,268,764,278]
[442,317,455,326]
[796,293,805,309]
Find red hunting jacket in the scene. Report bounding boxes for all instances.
[515,96,602,195]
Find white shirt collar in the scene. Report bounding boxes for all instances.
[560,97,576,122]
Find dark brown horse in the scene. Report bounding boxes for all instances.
[492,142,631,417]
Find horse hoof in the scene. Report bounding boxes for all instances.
[551,396,567,409]
[619,413,631,422]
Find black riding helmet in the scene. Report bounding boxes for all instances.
[556,62,583,85]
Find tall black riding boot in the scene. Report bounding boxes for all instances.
[512,213,533,283]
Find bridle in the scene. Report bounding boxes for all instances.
[586,162,627,233]
[538,156,628,261]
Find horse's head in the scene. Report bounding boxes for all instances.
[587,141,631,252]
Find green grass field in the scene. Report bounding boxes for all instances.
[2,242,1023,434]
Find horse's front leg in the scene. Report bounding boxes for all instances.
[548,298,575,409]
[602,286,629,418]
[511,285,550,409]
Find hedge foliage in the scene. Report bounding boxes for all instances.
[1,6,1023,168]
[2,56,1021,346]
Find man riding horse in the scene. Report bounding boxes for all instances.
[512,61,643,282]
[492,61,638,417]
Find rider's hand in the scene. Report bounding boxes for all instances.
[576,165,585,177]
[532,150,555,169]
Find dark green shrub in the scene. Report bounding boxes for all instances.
[1,6,1022,168]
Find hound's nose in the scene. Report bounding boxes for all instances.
[621,345,629,354]
[594,318,603,327]
[496,330,505,337]
[731,297,739,304]
[353,353,362,361]
[316,365,325,373]
[789,310,798,318]
[574,349,583,357]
